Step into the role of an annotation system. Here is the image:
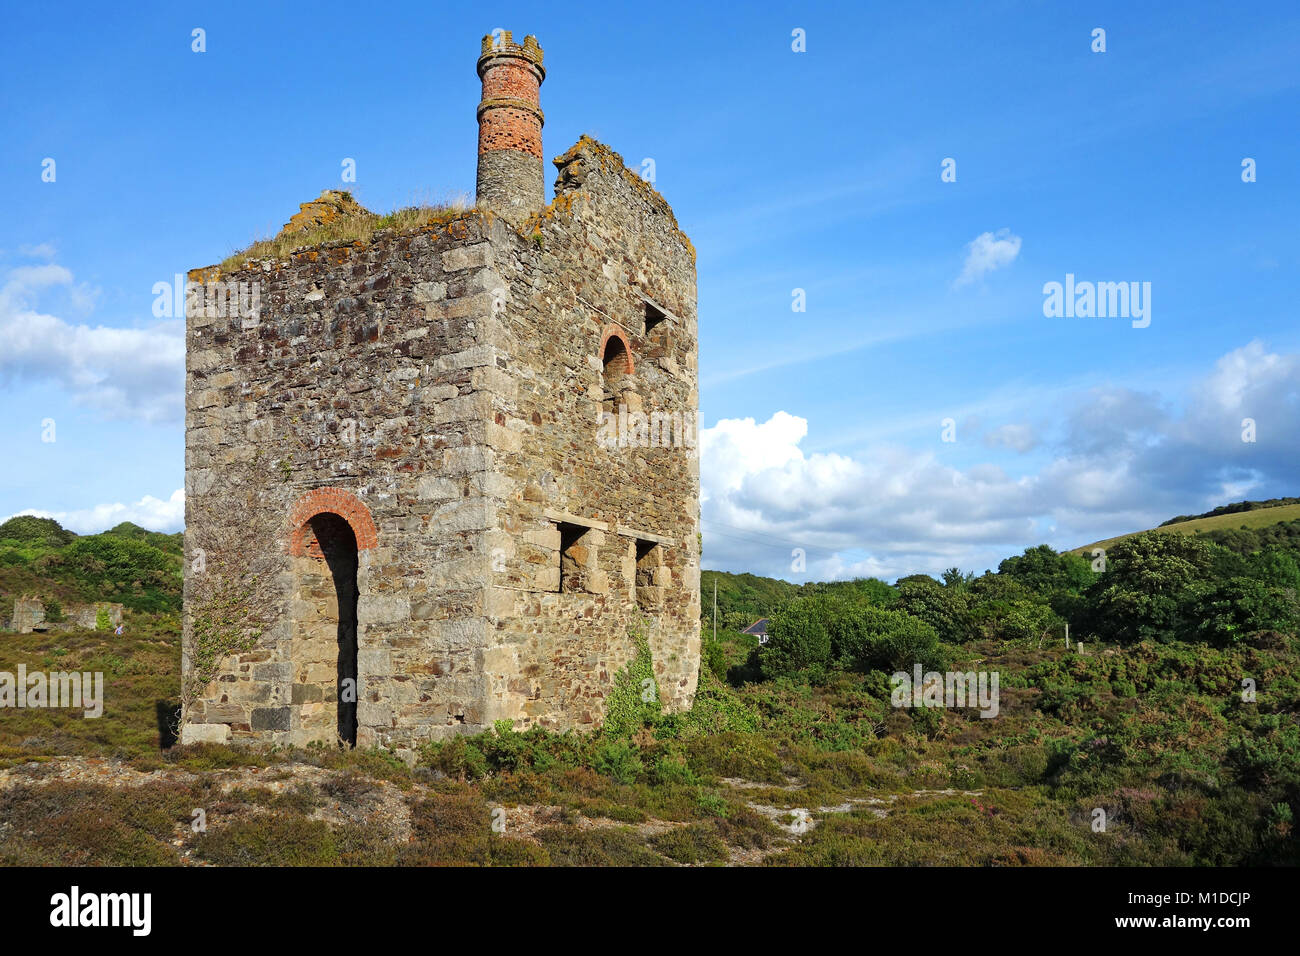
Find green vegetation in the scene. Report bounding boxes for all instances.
[0,516,182,616]
[180,550,263,729]
[1076,500,1300,553]
[1,508,1298,865]
[0,614,180,766]
[1161,496,1300,526]
[217,197,470,274]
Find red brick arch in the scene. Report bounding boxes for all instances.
[287,487,378,555]
[599,325,634,375]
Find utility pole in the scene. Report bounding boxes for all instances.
[1065,621,1069,650]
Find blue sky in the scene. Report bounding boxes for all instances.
[1,0,1297,582]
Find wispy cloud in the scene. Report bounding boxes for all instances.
[18,242,57,260]
[955,229,1021,287]
[983,423,1038,453]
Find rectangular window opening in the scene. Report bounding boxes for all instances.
[558,523,588,593]
[644,301,667,335]
[635,539,661,610]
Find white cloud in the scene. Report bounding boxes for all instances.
[955,228,1021,286]
[699,341,1300,582]
[7,488,184,535]
[1197,339,1298,416]
[0,262,184,422]
[700,411,812,496]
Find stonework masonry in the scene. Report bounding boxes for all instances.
[8,597,124,634]
[182,32,701,756]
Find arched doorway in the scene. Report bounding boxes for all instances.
[309,513,359,746]
[287,488,376,748]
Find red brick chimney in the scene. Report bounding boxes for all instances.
[476,31,545,221]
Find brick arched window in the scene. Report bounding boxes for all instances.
[600,326,633,394]
[287,487,378,555]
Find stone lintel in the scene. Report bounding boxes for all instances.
[615,525,675,546]
[542,508,609,532]
[638,292,679,325]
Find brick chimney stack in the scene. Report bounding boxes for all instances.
[476,31,545,221]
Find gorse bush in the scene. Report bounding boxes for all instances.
[762,594,945,680]
[593,738,644,783]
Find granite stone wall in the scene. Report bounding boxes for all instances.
[182,36,700,756]
[184,216,503,753]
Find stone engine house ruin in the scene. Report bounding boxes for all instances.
[181,32,701,753]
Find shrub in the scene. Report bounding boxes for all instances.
[685,731,782,782]
[761,597,832,678]
[0,515,75,547]
[650,822,729,864]
[401,790,494,865]
[1194,576,1298,646]
[419,724,591,779]
[764,595,946,680]
[832,604,946,674]
[651,754,698,786]
[657,668,760,739]
[1085,532,1216,644]
[535,825,666,866]
[197,816,345,866]
[701,633,728,680]
[593,738,644,784]
[896,579,972,643]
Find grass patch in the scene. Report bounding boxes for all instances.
[535,824,667,866]
[196,814,394,866]
[0,780,195,865]
[217,198,470,274]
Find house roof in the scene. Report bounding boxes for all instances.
[740,618,768,636]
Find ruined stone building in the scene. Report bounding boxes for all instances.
[8,597,123,634]
[182,33,701,754]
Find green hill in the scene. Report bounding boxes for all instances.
[700,569,900,633]
[1073,501,1300,555]
[0,516,183,623]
